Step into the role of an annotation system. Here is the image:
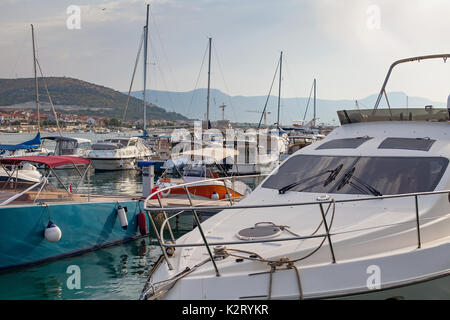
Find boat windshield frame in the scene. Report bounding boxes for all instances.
[262,154,449,196]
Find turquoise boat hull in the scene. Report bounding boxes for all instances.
[0,200,148,271]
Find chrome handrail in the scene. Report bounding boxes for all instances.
[145,189,450,212]
[143,173,268,209]
[145,185,450,270]
[143,173,269,273]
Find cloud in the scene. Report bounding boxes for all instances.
[0,0,449,104]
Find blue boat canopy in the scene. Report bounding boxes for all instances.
[21,132,42,146]
[0,132,41,152]
[0,144,38,151]
[137,160,158,168]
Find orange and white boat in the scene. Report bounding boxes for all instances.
[156,147,251,200]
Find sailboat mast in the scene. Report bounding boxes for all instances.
[142,4,150,135]
[277,51,282,128]
[31,24,40,132]
[206,37,212,126]
[313,78,316,128]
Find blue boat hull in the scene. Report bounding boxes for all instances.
[0,200,148,271]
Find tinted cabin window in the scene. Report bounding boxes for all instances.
[378,138,436,151]
[262,154,448,195]
[315,137,372,150]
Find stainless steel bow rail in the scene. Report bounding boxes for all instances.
[373,53,450,113]
[144,183,450,276]
[144,174,268,271]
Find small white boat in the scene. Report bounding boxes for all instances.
[88,137,153,171]
[0,162,42,183]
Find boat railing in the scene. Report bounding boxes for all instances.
[0,177,48,206]
[143,173,269,270]
[144,183,450,274]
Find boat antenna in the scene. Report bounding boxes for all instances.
[277,51,282,128]
[206,37,212,128]
[142,4,150,136]
[31,24,40,133]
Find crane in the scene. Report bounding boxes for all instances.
[218,104,226,121]
[246,110,271,126]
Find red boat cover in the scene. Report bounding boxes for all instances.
[0,156,91,168]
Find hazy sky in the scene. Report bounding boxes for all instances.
[1,0,449,103]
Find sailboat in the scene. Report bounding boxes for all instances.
[89,6,154,171]
[0,16,167,271]
[228,52,289,175]
[0,25,51,183]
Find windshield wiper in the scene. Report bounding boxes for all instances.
[278,164,343,194]
[336,167,383,196]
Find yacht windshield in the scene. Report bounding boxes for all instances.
[263,155,448,195]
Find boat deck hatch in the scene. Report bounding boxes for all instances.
[378,137,436,151]
[236,223,282,240]
[315,137,372,150]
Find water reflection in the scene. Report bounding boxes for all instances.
[50,169,144,196]
[0,238,161,300]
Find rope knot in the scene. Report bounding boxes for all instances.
[213,245,228,260]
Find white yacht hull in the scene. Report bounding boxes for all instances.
[336,274,450,300]
[228,161,277,175]
[150,241,449,300]
[90,158,138,171]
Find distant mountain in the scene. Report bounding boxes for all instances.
[0,77,187,121]
[131,88,446,125]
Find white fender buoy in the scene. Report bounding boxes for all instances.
[117,205,128,230]
[211,191,220,200]
[44,221,62,242]
[160,188,171,198]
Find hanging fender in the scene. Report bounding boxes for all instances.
[211,191,220,200]
[137,211,147,235]
[44,221,62,242]
[117,205,128,230]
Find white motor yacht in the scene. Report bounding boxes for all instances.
[140,54,450,300]
[88,137,153,171]
[227,130,289,175]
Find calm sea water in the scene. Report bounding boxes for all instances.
[0,132,172,300]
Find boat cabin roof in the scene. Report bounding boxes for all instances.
[337,107,449,125]
[42,136,91,144]
[302,120,449,158]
